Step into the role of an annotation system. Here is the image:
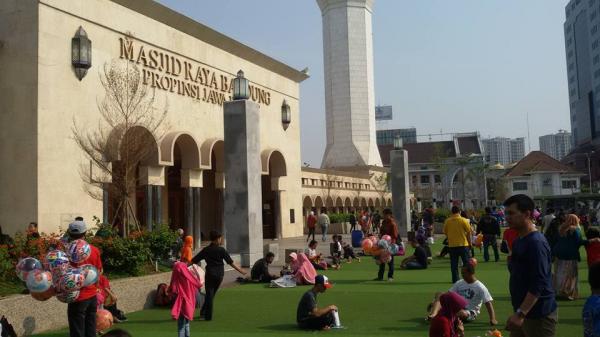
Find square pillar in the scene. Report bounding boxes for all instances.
[184,188,193,237]
[223,99,263,267]
[390,149,411,237]
[146,185,153,231]
[154,185,162,225]
[193,187,202,250]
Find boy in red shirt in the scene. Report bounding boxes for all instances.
[586,228,600,266]
[67,220,103,337]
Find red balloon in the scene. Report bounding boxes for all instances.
[361,239,374,251]
[96,309,113,332]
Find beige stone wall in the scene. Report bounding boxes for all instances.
[0,0,304,237]
[0,0,39,236]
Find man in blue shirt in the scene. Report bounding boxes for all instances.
[503,194,557,337]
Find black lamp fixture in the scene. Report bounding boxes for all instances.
[232,70,250,100]
[281,99,291,130]
[393,135,403,150]
[71,26,92,81]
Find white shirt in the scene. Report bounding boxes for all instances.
[450,279,493,315]
[305,248,318,258]
[542,214,555,228]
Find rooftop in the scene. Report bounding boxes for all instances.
[505,151,583,177]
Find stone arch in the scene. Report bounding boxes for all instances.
[387,199,392,207]
[325,196,334,209]
[314,196,324,210]
[344,197,352,208]
[303,195,314,208]
[335,196,343,207]
[375,198,381,208]
[360,198,367,207]
[200,138,225,172]
[106,125,161,165]
[353,197,360,207]
[368,198,374,207]
[160,131,202,169]
[261,149,287,177]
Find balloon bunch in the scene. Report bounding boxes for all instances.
[360,235,404,265]
[16,239,98,303]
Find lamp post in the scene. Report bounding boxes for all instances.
[586,151,595,193]
[71,26,92,80]
[281,99,291,130]
[390,138,411,237]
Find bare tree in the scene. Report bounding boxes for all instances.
[72,57,168,234]
[368,171,389,209]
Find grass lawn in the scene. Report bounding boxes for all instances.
[34,242,589,337]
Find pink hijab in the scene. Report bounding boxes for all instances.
[438,291,468,337]
[290,253,317,285]
[169,261,200,320]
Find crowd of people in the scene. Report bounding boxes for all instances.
[4,193,600,337]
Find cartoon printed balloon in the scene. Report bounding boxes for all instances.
[44,250,70,272]
[56,290,80,303]
[16,257,42,282]
[80,265,99,287]
[96,309,114,331]
[67,239,91,264]
[57,268,85,292]
[26,270,53,293]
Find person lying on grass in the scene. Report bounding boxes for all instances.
[400,239,428,270]
[296,275,337,330]
[427,264,498,326]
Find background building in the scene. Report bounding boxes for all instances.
[376,128,417,146]
[482,137,526,165]
[379,132,487,210]
[539,130,573,160]
[504,151,584,198]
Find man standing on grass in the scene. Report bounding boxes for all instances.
[443,206,472,283]
[296,275,337,330]
[477,207,501,263]
[318,209,330,242]
[67,220,103,337]
[504,194,557,337]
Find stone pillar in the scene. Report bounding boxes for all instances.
[193,187,202,250]
[223,99,263,267]
[185,188,193,237]
[390,149,411,237]
[154,186,162,224]
[146,185,153,231]
[215,172,226,239]
[274,190,282,240]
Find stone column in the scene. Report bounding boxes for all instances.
[274,190,282,240]
[154,186,162,225]
[193,187,202,250]
[390,149,411,237]
[146,185,153,231]
[223,99,263,267]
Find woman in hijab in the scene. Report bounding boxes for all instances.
[180,236,193,264]
[169,261,201,337]
[289,252,317,285]
[553,213,585,300]
[429,291,468,337]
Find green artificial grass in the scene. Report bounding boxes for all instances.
[34,243,589,337]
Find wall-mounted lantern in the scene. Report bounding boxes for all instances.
[71,26,92,81]
[232,70,250,100]
[281,99,291,130]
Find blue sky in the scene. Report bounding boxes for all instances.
[156,0,571,167]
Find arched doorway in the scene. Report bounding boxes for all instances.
[303,195,314,227]
[368,198,374,211]
[200,139,224,243]
[261,150,287,239]
[325,196,334,213]
[344,197,352,213]
[315,196,324,213]
[375,198,381,211]
[335,197,343,213]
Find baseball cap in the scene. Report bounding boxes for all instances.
[315,275,333,289]
[68,220,87,235]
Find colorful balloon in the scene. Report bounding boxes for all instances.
[80,265,99,287]
[377,239,390,251]
[369,236,378,245]
[371,248,382,256]
[68,239,91,264]
[31,287,55,301]
[26,270,53,293]
[361,239,374,251]
[56,290,80,303]
[96,309,114,332]
[44,250,70,272]
[390,244,399,255]
[382,234,392,243]
[379,251,392,264]
[16,257,42,282]
[57,268,85,292]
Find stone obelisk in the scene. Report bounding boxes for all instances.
[317,0,382,168]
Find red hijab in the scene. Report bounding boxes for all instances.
[437,291,467,337]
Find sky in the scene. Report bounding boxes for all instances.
[156,0,571,167]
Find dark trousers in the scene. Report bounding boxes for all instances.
[449,246,469,283]
[201,273,224,321]
[378,255,394,280]
[298,312,335,330]
[350,223,357,232]
[105,304,122,319]
[67,297,97,337]
[307,228,316,242]
[483,235,499,262]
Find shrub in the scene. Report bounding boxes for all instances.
[143,225,179,261]
[434,208,451,223]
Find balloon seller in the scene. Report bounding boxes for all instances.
[67,220,103,337]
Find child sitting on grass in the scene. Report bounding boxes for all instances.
[339,235,360,263]
[331,235,342,267]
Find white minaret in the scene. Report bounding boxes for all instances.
[317,0,382,168]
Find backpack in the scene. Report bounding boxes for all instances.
[154,283,174,307]
[1,316,17,337]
